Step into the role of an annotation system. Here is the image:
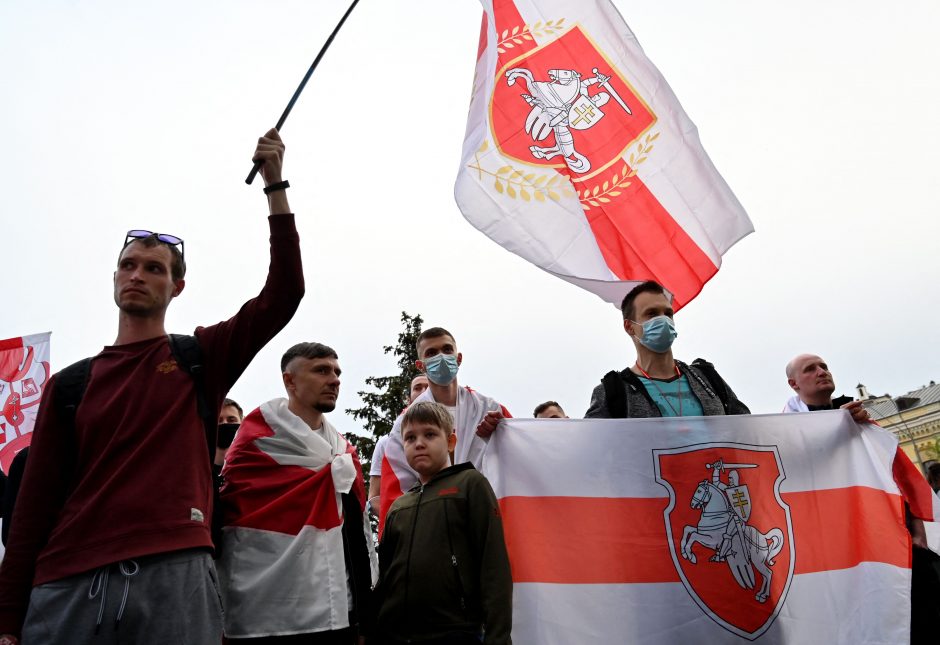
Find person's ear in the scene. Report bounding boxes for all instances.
[447,431,457,451]
[283,371,294,392]
[415,360,424,372]
[788,378,798,392]
[172,279,186,298]
[456,352,463,366]
[624,319,636,337]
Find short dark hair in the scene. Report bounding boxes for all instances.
[927,462,940,491]
[415,327,456,356]
[120,235,186,281]
[401,401,454,436]
[621,281,666,320]
[222,398,243,419]
[533,400,564,417]
[280,342,338,372]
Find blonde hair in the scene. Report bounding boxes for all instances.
[401,401,454,436]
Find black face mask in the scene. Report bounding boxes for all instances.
[217,423,240,449]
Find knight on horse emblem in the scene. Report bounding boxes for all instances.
[505,66,633,174]
[681,459,784,603]
[654,443,794,639]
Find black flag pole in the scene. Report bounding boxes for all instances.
[246,0,361,185]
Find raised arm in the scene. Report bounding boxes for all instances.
[254,128,291,216]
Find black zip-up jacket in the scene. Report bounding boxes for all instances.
[586,358,750,418]
[375,463,512,644]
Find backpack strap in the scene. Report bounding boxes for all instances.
[688,358,731,414]
[602,370,628,419]
[168,334,216,464]
[53,358,94,425]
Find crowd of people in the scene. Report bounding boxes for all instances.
[0,131,936,645]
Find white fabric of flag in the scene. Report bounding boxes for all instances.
[455,0,753,309]
[482,412,930,644]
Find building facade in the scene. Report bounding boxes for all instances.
[860,381,940,472]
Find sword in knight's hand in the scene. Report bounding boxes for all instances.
[592,67,632,115]
[707,462,759,470]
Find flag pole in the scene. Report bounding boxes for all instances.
[245,0,361,185]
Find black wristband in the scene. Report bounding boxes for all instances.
[263,180,290,195]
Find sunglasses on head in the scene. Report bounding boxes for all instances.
[123,230,185,261]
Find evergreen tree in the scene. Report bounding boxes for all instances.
[345,312,423,473]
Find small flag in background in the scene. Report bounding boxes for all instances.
[455,0,754,309]
[0,332,51,474]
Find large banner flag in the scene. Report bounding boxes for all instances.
[483,412,930,644]
[0,332,51,474]
[455,0,754,308]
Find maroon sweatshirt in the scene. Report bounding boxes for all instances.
[0,214,304,635]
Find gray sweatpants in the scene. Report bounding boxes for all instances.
[21,548,223,645]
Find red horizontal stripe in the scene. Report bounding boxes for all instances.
[785,487,910,574]
[499,486,908,584]
[500,497,677,584]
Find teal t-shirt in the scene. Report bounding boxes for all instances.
[638,374,704,417]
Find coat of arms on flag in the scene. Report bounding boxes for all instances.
[654,443,795,640]
[0,332,51,474]
[495,28,651,179]
[456,0,754,309]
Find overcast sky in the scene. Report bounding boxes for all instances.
[2,0,938,437]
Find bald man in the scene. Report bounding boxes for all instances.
[783,353,869,423]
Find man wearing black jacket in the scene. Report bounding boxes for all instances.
[586,281,749,419]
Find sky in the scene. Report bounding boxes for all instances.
[2,0,938,439]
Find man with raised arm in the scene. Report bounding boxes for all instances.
[0,129,304,645]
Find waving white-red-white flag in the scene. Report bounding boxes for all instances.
[0,332,51,474]
[455,0,753,308]
[483,412,935,644]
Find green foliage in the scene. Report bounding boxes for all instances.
[927,438,940,461]
[344,312,423,472]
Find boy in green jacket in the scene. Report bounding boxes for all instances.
[374,401,512,645]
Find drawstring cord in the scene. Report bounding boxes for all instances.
[87,560,140,634]
[88,567,110,634]
[115,561,140,629]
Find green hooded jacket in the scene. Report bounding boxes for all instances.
[376,462,512,644]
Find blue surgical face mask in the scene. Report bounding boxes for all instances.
[632,315,677,353]
[423,353,459,386]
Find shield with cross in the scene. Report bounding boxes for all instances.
[568,95,605,131]
[725,484,752,522]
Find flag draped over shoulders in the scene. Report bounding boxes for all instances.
[454,0,753,309]
[483,412,922,644]
[378,386,508,534]
[218,398,370,638]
